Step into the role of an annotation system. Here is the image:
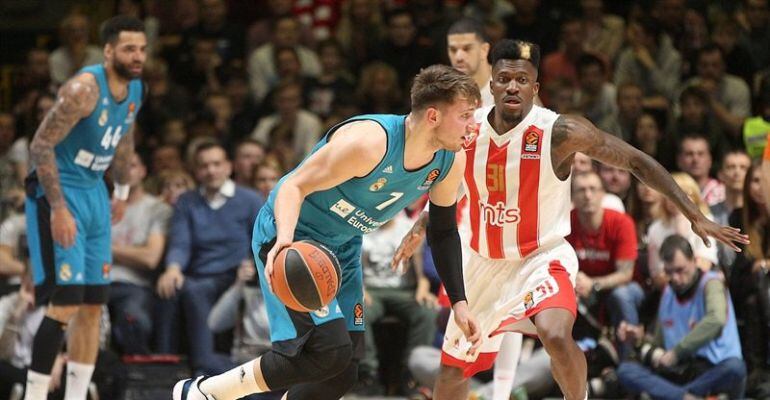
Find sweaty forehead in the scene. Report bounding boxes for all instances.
[493,59,537,76]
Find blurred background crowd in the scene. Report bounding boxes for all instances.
[1,0,770,399]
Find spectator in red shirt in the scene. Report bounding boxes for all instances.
[567,171,644,358]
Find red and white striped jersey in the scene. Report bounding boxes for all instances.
[463,104,572,260]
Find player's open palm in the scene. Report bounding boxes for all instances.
[452,301,482,357]
[690,215,749,252]
[51,206,77,248]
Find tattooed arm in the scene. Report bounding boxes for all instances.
[551,114,749,251]
[30,74,99,247]
[111,124,135,186]
[30,74,99,208]
[109,124,135,224]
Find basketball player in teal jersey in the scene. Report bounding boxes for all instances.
[23,16,145,400]
[173,65,482,399]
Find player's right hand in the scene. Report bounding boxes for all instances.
[51,206,76,248]
[265,236,292,293]
[391,224,426,273]
[452,300,482,357]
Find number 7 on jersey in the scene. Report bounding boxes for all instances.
[376,192,404,210]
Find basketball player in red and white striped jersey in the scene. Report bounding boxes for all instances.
[447,19,524,400]
[395,39,748,400]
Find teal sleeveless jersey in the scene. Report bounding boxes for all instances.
[265,114,456,246]
[41,64,143,188]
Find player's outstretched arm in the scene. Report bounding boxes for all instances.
[30,74,99,247]
[552,114,749,251]
[263,121,387,290]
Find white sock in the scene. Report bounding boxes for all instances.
[24,370,51,400]
[63,361,95,400]
[493,333,523,400]
[566,389,589,400]
[199,359,263,399]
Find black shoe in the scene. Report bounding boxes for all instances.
[352,373,384,396]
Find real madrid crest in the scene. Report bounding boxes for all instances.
[98,109,108,126]
[369,177,387,191]
[59,263,72,282]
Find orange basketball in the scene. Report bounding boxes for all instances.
[271,240,341,312]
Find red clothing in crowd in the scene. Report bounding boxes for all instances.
[566,208,637,277]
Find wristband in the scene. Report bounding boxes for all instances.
[113,184,130,201]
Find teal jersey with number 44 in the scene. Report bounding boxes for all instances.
[35,64,143,188]
[264,114,456,246]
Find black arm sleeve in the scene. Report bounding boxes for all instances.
[427,201,466,305]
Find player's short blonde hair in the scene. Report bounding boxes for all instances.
[410,64,481,112]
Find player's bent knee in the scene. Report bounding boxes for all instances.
[261,344,353,389]
[79,304,102,316]
[46,304,80,323]
[538,325,573,352]
[316,343,354,378]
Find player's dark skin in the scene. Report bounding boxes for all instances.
[430,58,750,400]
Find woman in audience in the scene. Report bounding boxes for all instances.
[252,162,282,200]
[336,0,385,71]
[728,160,770,386]
[158,169,195,206]
[631,113,675,170]
[646,172,718,289]
[355,62,407,114]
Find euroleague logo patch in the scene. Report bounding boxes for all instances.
[524,130,540,153]
[418,168,441,190]
[353,303,364,325]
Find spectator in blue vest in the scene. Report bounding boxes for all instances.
[616,234,746,400]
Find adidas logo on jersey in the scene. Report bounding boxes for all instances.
[382,165,393,174]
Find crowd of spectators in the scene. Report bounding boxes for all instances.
[1,0,770,399]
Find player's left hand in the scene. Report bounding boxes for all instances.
[265,236,293,293]
[452,300,482,357]
[391,220,426,273]
[111,198,128,225]
[689,214,749,252]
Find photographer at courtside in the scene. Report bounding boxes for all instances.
[615,234,746,399]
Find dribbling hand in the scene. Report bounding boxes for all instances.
[51,206,76,248]
[264,236,293,293]
[452,300,482,357]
